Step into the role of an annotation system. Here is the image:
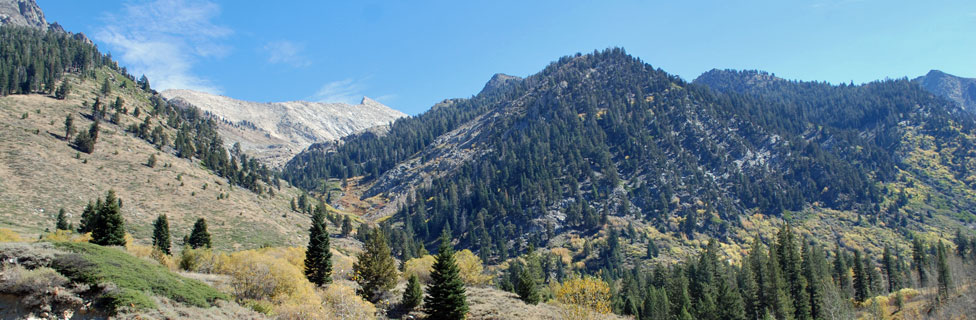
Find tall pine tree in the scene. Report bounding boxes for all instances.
[55,208,70,231]
[304,209,333,286]
[188,218,212,249]
[402,274,424,310]
[152,214,171,255]
[90,190,126,246]
[424,232,468,320]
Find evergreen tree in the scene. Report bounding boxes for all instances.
[424,233,468,320]
[304,209,333,286]
[147,154,157,168]
[935,241,952,302]
[354,228,397,302]
[63,114,75,141]
[882,246,902,293]
[852,250,869,302]
[77,200,96,233]
[403,273,424,310]
[516,266,540,304]
[912,237,928,287]
[152,214,171,255]
[55,81,70,100]
[341,215,353,237]
[90,190,126,246]
[832,247,852,297]
[188,218,212,249]
[55,208,70,231]
[101,78,111,95]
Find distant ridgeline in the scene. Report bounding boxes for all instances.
[0,25,278,195]
[285,48,976,263]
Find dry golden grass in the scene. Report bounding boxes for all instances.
[0,69,310,250]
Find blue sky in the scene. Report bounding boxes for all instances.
[40,0,976,115]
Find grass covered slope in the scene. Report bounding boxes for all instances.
[0,67,309,250]
[50,241,226,310]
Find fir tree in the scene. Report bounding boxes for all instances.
[304,209,333,286]
[90,190,126,246]
[882,246,902,293]
[353,228,397,302]
[188,218,211,249]
[55,208,70,231]
[852,250,869,302]
[402,273,424,310]
[100,78,111,95]
[147,154,157,168]
[77,200,96,233]
[152,214,171,255]
[912,237,928,287]
[55,81,70,100]
[63,114,75,141]
[516,266,540,304]
[341,215,353,237]
[936,241,952,302]
[424,233,468,320]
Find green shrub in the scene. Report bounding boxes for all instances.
[52,242,226,309]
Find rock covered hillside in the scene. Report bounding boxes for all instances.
[913,69,976,114]
[161,89,406,167]
[0,0,46,29]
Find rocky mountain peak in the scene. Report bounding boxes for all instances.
[481,73,522,94]
[913,69,976,114]
[0,0,47,30]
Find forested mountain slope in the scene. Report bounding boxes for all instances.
[286,50,976,265]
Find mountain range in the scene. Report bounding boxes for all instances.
[160,89,406,167]
[4,0,976,318]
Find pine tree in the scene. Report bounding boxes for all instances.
[90,190,126,246]
[100,78,111,95]
[55,81,70,99]
[912,237,928,287]
[147,154,157,168]
[403,274,424,310]
[77,200,96,233]
[882,246,902,293]
[55,208,70,231]
[152,214,171,255]
[935,241,952,302]
[424,233,468,320]
[341,215,353,237]
[354,228,397,302]
[188,218,212,249]
[516,266,540,304]
[852,250,869,302]
[64,114,75,141]
[304,210,333,286]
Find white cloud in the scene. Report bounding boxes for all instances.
[95,0,231,93]
[311,78,366,105]
[264,40,311,67]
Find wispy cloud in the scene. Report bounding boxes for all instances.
[95,0,231,93]
[311,78,367,104]
[264,40,311,67]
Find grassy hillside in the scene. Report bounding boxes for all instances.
[0,67,310,250]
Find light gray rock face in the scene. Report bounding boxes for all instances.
[914,70,976,114]
[0,0,47,29]
[161,89,406,168]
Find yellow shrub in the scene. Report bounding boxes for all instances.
[403,255,436,283]
[455,249,491,286]
[553,276,611,318]
[319,283,377,319]
[0,228,22,242]
[178,247,224,273]
[41,230,79,242]
[218,249,319,305]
